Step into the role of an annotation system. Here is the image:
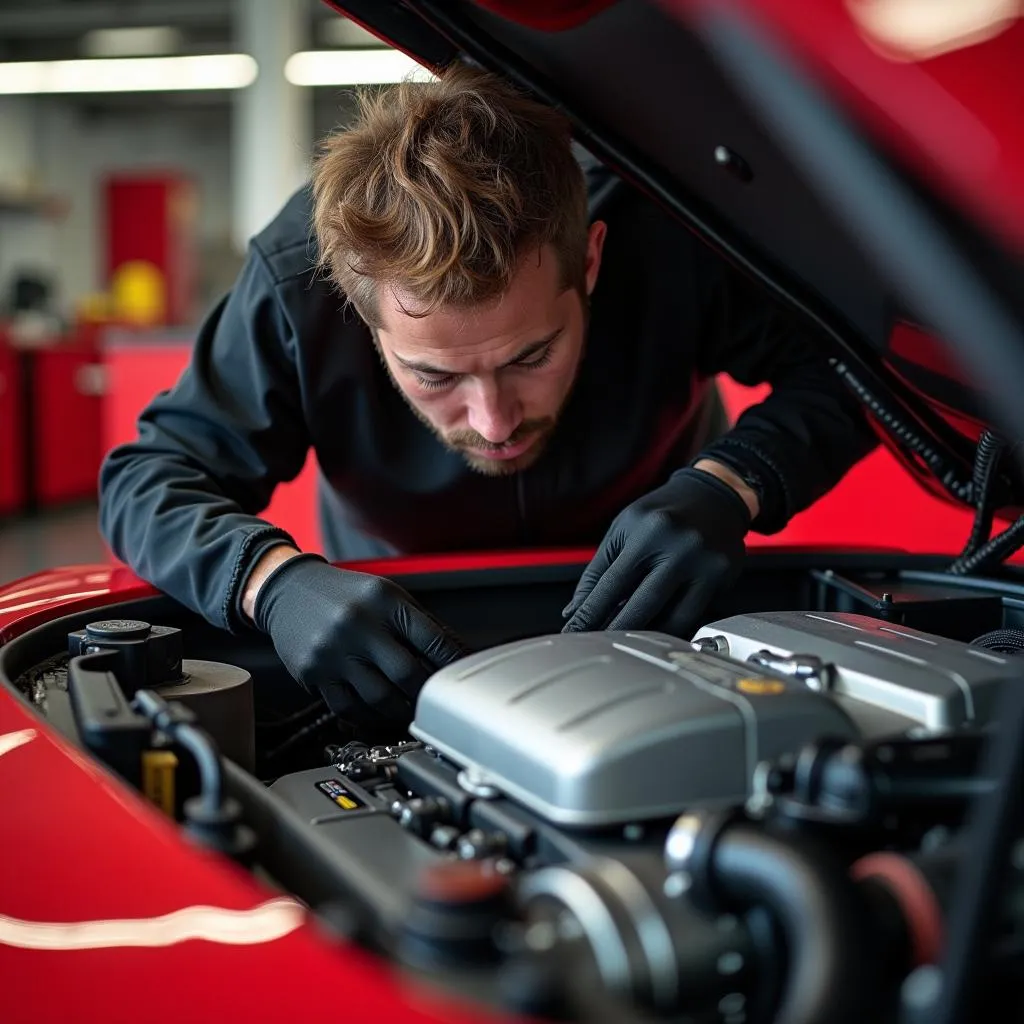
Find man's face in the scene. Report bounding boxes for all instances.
[374,223,606,475]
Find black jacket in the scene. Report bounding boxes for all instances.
[99,168,877,633]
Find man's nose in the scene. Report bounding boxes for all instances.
[466,378,522,443]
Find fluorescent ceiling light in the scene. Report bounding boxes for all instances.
[81,26,184,58]
[0,55,258,95]
[284,49,436,87]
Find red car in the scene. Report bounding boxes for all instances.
[3,2,1024,1022]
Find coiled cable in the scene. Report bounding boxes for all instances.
[948,514,1024,576]
[961,430,1006,557]
[831,359,973,503]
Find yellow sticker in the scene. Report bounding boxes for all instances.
[141,749,178,816]
[736,678,786,695]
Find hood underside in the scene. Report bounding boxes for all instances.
[323,0,1024,517]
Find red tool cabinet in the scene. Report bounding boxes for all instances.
[0,333,25,517]
[30,330,105,507]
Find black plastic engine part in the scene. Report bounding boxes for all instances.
[397,860,513,971]
[68,619,183,695]
[668,809,876,1024]
[67,649,152,787]
[394,796,453,839]
[395,748,474,823]
[762,733,991,839]
[152,659,255,772]
[251,763,451,945]
[67,619,255,771]
[517,851,759,1016]
[811,570,1002,643]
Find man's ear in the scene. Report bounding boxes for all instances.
[585,221,607,296]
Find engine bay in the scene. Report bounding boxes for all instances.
[3,553,1024,1023]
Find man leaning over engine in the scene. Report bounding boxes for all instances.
[99,64,876,725]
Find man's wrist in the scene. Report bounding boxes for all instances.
[241,543,303,622]
[692,458,761,520]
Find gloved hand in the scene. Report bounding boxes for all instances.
[562,467,751,637]
[253,553,468,722]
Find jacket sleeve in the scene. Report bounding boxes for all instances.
[98,242,312,632]
[693,259,879,533]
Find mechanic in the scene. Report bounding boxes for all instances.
[99,63,876,724]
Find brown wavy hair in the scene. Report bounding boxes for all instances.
[311,63,589,326]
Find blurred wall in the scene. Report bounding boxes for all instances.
[0,88,361,325]
[0,96,232,316]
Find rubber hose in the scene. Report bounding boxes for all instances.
[948,513,1024,576]
[134,689,223,812]
[832,360,973,504]
[709,823,874,1024]
[961,430,1006,559]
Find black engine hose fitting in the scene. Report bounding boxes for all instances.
[672,813,875,1024]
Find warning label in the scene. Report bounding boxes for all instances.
[315,779,366,811]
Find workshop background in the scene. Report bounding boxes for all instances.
[0,0,987,586]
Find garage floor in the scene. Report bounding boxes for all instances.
[0,504,109,586]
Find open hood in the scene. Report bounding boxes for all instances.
[323,0,1024,521]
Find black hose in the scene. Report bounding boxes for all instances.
[133,689,224,813]
[708,822,874,1024]
[948,513,1024,576]
[831,360,973,504]
[961,430,1006,559]
[172,723,224,813]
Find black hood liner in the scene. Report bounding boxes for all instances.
[324,0,1024,512]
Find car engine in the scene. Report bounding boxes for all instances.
[8,592,1024,1024]
[253,612,1020,1020]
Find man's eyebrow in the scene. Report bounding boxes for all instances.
[395,328,563,376]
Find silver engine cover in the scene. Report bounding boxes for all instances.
[410,630,858,827]
[411,614,1017,828]
[692,610,1012,732]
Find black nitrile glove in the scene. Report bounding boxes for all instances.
[253,553,468,722]
[562,467,751,637]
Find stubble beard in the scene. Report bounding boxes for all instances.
[370,299,588,477]
[394,382,557,476]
